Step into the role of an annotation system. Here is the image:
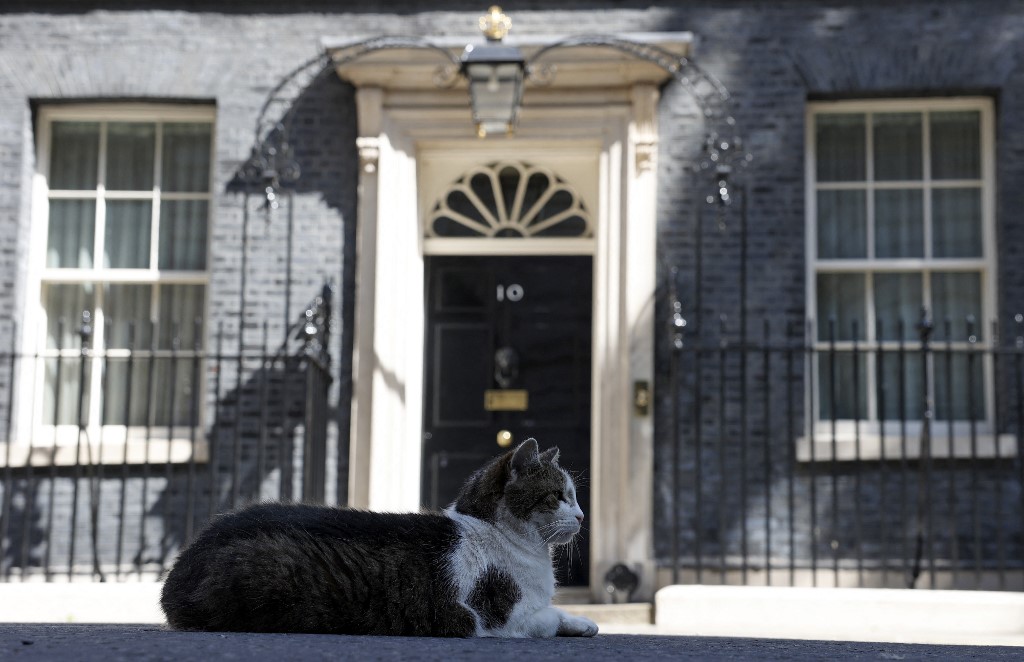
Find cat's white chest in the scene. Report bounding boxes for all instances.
[445,509,557,636]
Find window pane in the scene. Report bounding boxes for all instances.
[873,113,922,181]
[104,200,152,268]
[47,200,95,268]
[931,111,981,179]
[875,351,923,422]
[43,357,90,426]
[151,357,200,427]
[43,284,95,350]
[932,272,982,341]
[158,284,205,349]
[818,352,867,420]
[103,356,200,428]
[50,122,99,190]
[817,273,865,341]
[934,352,985,421]
[102,358,147,425]
[107,123,155,190]
[162,123,212,192]
[159,200,208,270]
[875,189,923,258]
[932,188,982,257]
[104,284,153,349]
[816,114,866,182]
[817,190,866,258]
[874,273,922,341]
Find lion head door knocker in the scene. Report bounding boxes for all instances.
[494,346,519,389]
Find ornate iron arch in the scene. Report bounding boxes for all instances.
[239,38,463,215]
[239,32,752,216]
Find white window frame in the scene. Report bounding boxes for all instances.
[3,103,215,467]
[803,97,1014,461]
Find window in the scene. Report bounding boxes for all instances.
[805,98,1004,459]
[25,104,214,453]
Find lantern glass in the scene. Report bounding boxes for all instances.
[462,45,525,137]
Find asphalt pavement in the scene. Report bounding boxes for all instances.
[1,624,1022,661]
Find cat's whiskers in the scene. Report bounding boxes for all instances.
[563,541,574,577]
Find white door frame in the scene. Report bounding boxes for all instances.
[332,35,686,599]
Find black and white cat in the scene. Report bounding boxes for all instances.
[160,438,598,638]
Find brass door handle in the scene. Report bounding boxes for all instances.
[497,430,513,447]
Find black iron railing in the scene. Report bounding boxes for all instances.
[0,285,333,581]
[666,310,1024,590]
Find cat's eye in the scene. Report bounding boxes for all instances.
[532,490,567,510]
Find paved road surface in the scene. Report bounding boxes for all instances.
[1,624,1021,661]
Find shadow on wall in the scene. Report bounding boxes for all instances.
[146,60,360,571]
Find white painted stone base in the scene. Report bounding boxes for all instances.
[0,582,164,624]
[655,585,1024,646]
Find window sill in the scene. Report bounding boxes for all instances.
[797,431,1017,462]
[0,438,208,468]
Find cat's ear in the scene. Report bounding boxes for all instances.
[539,446,560,465]
[510,437,540,475]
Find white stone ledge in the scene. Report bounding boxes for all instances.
[0,439,208,468]
[0,582,165,624]
[655,584,1024,646]
[797,432,1018,462]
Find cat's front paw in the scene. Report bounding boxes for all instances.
[557,614,599,637]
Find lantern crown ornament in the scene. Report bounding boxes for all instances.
[479,5,512,41]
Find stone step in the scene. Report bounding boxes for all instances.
[558,602,654,625]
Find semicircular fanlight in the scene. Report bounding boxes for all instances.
[426,161,592,239]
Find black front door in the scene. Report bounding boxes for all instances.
[423,255,592,585]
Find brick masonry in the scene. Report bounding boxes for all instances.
[0,0,1022,582]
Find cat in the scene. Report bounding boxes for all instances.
[160,438,598,638]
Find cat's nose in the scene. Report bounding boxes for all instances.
[575,514,584,525]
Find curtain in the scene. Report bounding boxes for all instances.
[931,111,981,179]
[816,273,865,341]
[875,189,923,258]
[933,188,982,258]
[874,112,922,180]
[932,272,982,341]
[106,123,154,190]
[104,200,151,268]
[932,254,985,421]
[162,123,212,192]
[816,113,865,182]
[159,200,208,270]
[42,284,95,426]
[101,284,203,427]
[47,200,95,268]
[873,273,922,340]
[49,122,98,190]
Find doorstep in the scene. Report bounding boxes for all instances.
[558,602,654,625]
[554,586,655,633]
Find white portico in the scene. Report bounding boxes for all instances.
[326,30,691,600]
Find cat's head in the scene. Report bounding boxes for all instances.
[452,438,584,546]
